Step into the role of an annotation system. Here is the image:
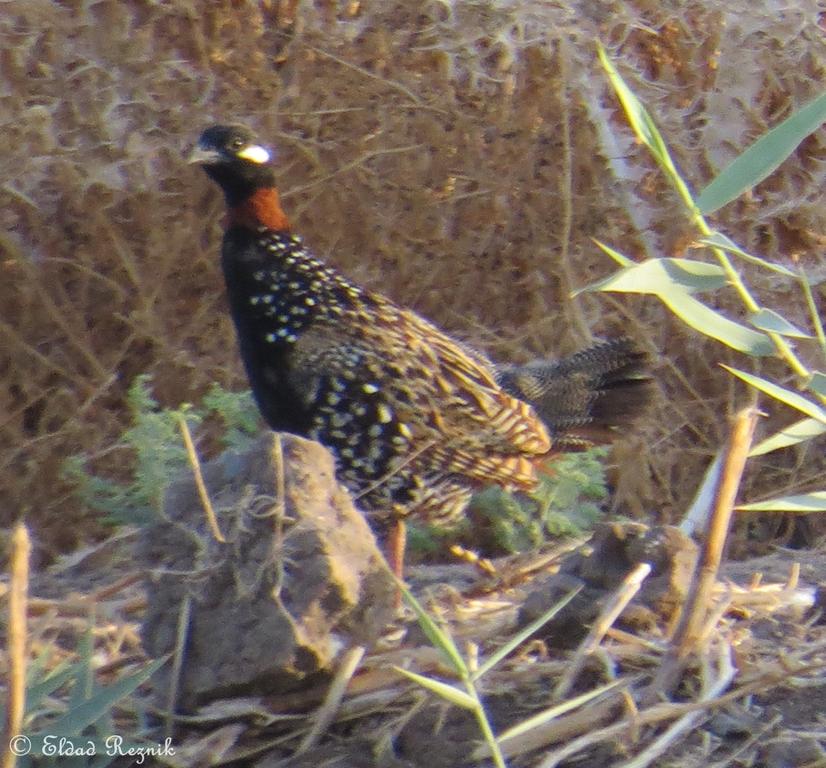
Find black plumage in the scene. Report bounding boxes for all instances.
[189,124,651,528]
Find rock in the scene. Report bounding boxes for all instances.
[758,737,825,768]
[518,522,698,647]
[140,433,396,708]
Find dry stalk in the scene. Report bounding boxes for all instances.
[178,414,225,544]
[554,39,592,344]
[492,693,624,760]
[164,593,192,742]
[299,44,424,107]
[652,405,759,698]
[554,562,651,699]
[294,645,366,755]
[270,433,288,602]
[715,574,814,613]
[2,524,30,768]
[537,662,741,768]
[615,640,736,768]
[706,714,782,768]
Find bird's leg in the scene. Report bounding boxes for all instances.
[387,518,407,608]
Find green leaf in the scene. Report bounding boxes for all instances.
[68,622,96,709]
[750,417,826,456]
[47,656,168,737]
[25,662,76,714]
[697,233,798,277]
[810,372,826,397]
[472,586,582,681]
[582,258,727,295]
[737,492,826,513]
[583,244,774,356]
[573,241,633,296]
[394,667,477,710]
[680,451,723,537]
[750,309,812,338]
[722,366,826,424]
[597,44,683,186]
[799,268,826,352]
[697,92,826,213]
[592,239,635,267]
[398,581,468,676]
[659,291,774,356]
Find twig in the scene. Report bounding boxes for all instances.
[0,319,81,388]
[294,646,366,755]
[91,572,145,602]
[2,524,30,768]
[178,414,225,543]
[302,44,423,106]
[353,438,437,505]
[282,144,424,199]
[615,641,736,768]
[653,405,759,696]
[270,434,287,601]
[164,593,192,743]
[555,38,593,344]
[706,713,782,768]
[554,562,651,699]
[6,235,110,380]
[538,669,732,768]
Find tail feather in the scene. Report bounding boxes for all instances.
[495,338,653,448]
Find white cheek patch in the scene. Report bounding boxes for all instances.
[237,144,271,164]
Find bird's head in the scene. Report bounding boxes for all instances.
[189,125,276,201]
[189,124,289,230]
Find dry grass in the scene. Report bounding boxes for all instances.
[1,405,823,766]
[4,524,825,767]
[1,0,824,557]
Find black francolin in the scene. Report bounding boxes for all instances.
[188,124,651,570]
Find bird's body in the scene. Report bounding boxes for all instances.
[220,212,549,523]
[190,125,651,532]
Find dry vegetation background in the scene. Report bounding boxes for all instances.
[1,0,824,559]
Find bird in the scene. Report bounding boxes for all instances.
[188,124,651,575]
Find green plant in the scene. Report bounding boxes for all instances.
[407,448,609,559]
[201,384,261,453]
[64,377,261,525]
[587,45,825,515]
[399,54,826,768]
[476,448,609,549]
[395,580,607,768]
[0,621,167,768]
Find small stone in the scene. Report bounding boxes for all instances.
[518,522,698,647]
[759,737,825,768]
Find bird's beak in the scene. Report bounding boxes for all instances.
[186,145,222,165]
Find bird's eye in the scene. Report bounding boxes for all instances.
[230,137,245,151]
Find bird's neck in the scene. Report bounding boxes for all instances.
[227,187,291,232]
